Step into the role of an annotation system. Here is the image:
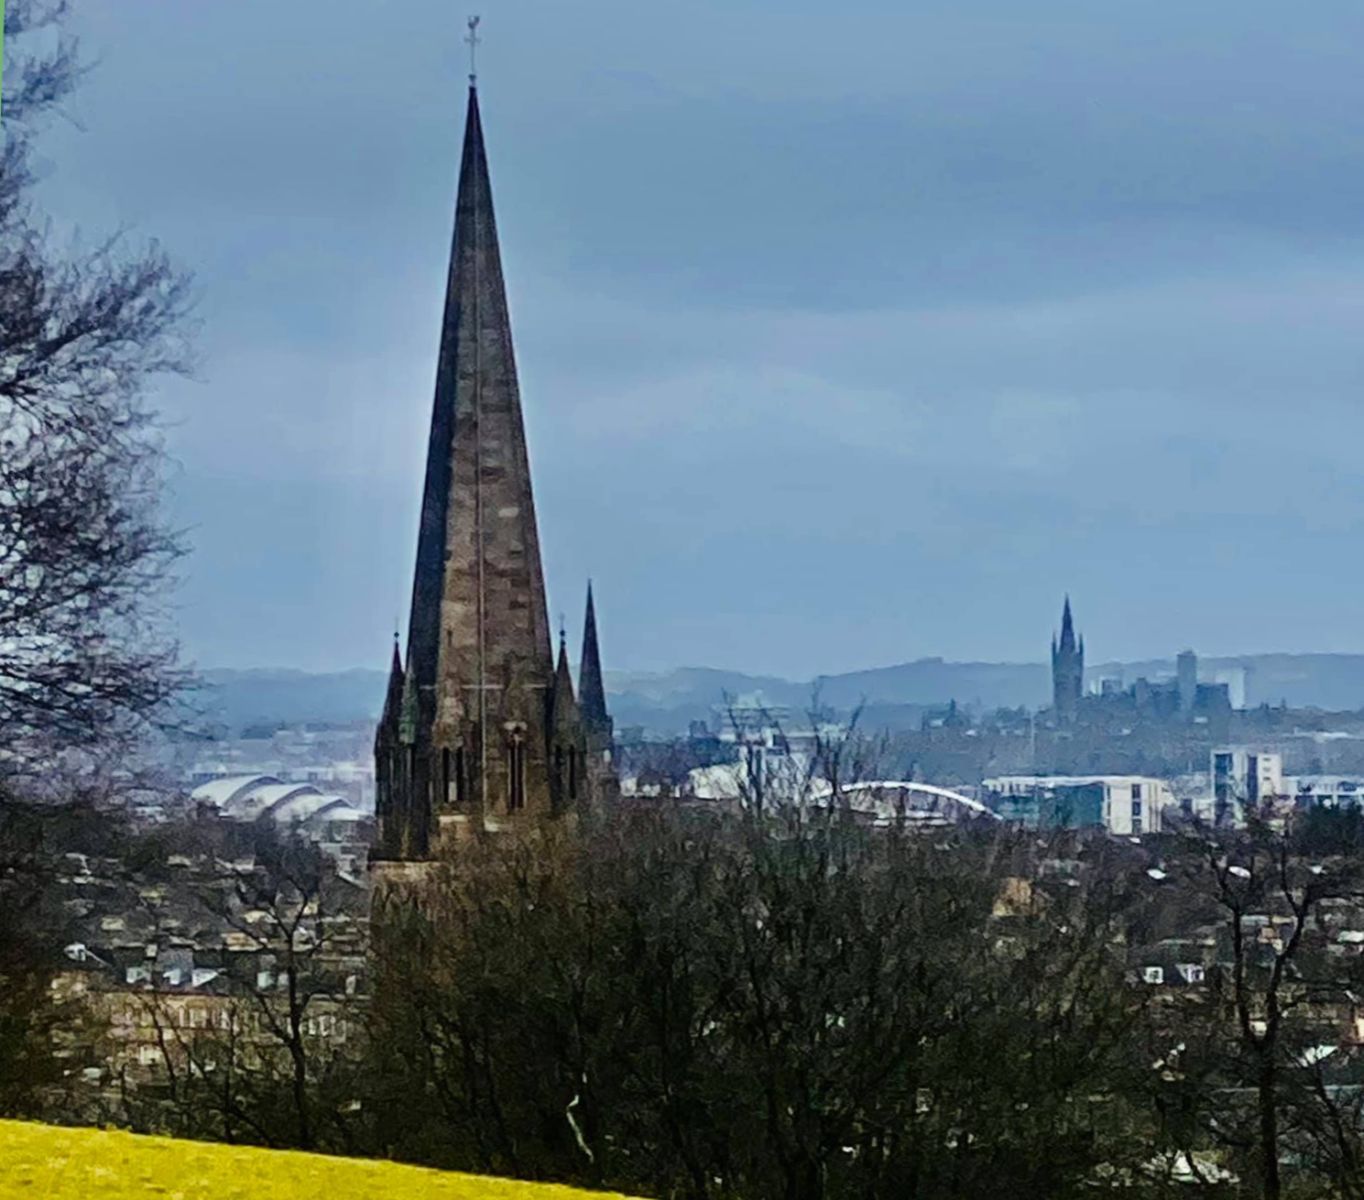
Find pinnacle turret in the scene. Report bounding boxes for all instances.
[578,582,612,752]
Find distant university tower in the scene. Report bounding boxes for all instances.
[372,83,614,863]
[1051,596,1084,724]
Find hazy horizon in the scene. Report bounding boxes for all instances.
[38,2,1364,678]
[199,645,1364,682]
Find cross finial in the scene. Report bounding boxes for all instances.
[466,15,481,85]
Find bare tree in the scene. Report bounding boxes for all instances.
[182,833,366,1151]
[1151,809,1364,1198]
[0,0,194,779]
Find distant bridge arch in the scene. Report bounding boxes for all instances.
[807,780,1000,825]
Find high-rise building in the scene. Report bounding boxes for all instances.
[1050,597,1084,724]
[1176,649,1197,713]
[372,82,613,864]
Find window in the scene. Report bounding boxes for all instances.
[1142,966,1164,985]
[304,1014,337,1038]
[1178,963,1205,984]
[1131,783,1143,800]
[454,746,466,807]
[137,1045,162,1067]
[508,734,526,811]
[569,749,578,801]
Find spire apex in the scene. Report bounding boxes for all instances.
[465,15,481,86]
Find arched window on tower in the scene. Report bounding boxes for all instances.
[454,745,467,808]
[569,748,578,801]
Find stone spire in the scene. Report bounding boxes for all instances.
[1051,595,1084,725]
[578,582,611,752]
[1059,596,1076,652]
[406,83,552,704]
[376,82,561,861]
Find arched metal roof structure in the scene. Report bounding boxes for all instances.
[190,775,283,810]
[809,780,1000,823]
[190,777,364,832]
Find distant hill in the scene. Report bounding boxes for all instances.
[194,668,390,731]
[197,654,1364,737]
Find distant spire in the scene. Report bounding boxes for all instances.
[578,581,612,749]
[1051,595,1083,725]
[1058,595,1077,652]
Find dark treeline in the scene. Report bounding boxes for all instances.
[10,783,1364,1197]
[366,807,1151,1198]
[351,804,1364,1200]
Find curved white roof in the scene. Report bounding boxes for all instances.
[191,775,282,810]
[194,777,367,832]
[223,782,320,821]
[809,780,1000,821]
[311,803,366,823]
[270,793,356,826]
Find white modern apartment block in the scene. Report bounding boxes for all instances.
[983,775,1175,836]
[1211,748,1284,824]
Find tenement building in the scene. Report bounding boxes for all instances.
[372,81,615,865]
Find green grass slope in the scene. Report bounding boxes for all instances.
[0,1120,643,1199]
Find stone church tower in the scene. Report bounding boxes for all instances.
[373,83,614,863]
[1050,596,1084,725]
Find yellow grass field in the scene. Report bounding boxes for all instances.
[0,1119,644,1199]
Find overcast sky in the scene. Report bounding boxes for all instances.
[33,1,1364,678]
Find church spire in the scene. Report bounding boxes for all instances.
[1059,594,1076,652]
[374,55,617,865]
[1051,595,1083,725]
[405,83,552,707]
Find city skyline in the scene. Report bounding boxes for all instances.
[36,1,1364,677]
